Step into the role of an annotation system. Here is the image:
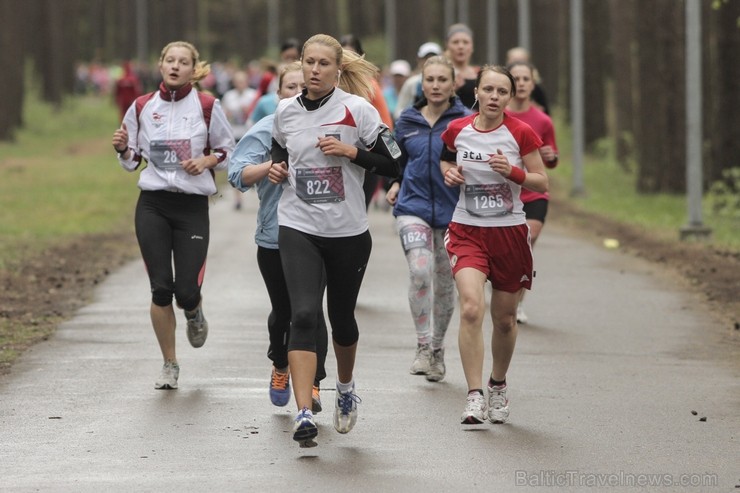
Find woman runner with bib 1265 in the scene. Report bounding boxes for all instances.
[440,65,548,426]
[268,34,400,447]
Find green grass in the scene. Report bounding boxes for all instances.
[0,92,138,266]
[549,111,739,251]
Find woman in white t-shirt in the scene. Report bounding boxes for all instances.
[268,34,400,447]
[440,65,548,427]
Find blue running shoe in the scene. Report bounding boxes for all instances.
[293,407,318,447]
[269,367,291,407]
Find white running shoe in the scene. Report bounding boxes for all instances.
[185,305,209,348]
[154,361,179,389]
[460,392,487,424]
[409,343,432,375]
[293,407,318,447]
[487,384,510,423]
[426,348,446,382]
[516,305,528,324]
[334,382,361,434]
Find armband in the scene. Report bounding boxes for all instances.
[379,128,402,159]
[440,147,457,162]
[508,166,526,185]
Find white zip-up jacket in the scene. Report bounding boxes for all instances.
[117,83,235,196]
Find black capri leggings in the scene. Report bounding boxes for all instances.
[134,190,209,311]
[257,246,328,384]
[278,226,372,351]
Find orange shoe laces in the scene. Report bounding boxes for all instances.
[271,369,289,390]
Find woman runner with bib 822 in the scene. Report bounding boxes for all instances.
[440,65,548,426]
[268,34,400,447]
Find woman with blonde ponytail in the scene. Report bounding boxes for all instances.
[268,33,400,447]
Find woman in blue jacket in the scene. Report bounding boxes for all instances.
[386,55,471,382]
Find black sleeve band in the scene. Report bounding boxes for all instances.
[351,133,400,178]
[270,138,289,164]
[440,147,457,162]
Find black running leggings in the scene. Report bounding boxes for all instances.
[134,190,209,310]
[278,226,372,351]
[257,246,328,384]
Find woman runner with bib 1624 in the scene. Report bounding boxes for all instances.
[440,65,548,426]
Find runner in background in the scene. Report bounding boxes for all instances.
[395,41,443,120]
[445,23,479,109]
[114,60,143,121]
[506,60,559,324]
[386,55,470,382]
[228,62,327,412]
[339,34,396,209]
[505,46,550,115]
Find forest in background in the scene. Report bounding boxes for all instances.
[0,0,737,195]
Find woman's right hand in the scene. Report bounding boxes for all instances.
[267,161,289,184]
[112,123,129,153]
[385,182,400,205]
[443,165,465,186]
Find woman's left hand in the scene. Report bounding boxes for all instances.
[180,156,212,175]
[488,148,513,177]
[316,136,354,159]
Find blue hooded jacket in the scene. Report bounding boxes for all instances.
[392,97,470,228]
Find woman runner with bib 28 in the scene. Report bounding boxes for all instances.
[268,34,400,447]
[111,41,235,390]
[440,65,548,425]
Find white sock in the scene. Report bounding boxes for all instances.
[336,379,354,393]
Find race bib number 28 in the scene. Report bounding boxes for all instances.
[150,139,192,170]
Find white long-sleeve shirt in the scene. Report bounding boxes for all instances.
[117,83,235,196]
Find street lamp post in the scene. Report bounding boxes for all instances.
[680,0,711,240]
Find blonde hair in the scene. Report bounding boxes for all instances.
[278,61,302,91]
[301,34,377,102]
[159,41,210,83]
[422,55,455,80]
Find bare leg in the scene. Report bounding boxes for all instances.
[289,350,317,411]
[490,289,521,381]
[455,268,488,391]
[151,303,177,363]
[519,218,543,306]
[334,341,357,384]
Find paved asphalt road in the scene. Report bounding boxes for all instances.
[1,192,737,492]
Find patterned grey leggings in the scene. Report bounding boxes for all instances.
[396,215,456,350]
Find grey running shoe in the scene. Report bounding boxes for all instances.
[409,343,432,375]
[461,392,486,424]
[487,384,510,424]
[154,361,179,389]
[334,382,361,434]
[185,305,208,348]
[426,348,446,382]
